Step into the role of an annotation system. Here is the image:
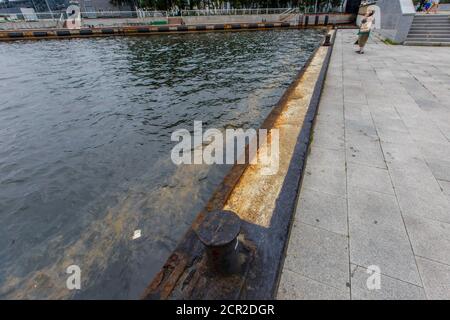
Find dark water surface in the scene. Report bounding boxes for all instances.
[0,29,324,299]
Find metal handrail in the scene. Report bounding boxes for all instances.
[179,8,296,16]
[0,11,168,21]
[81,10,167,18]
[0,5,347,23]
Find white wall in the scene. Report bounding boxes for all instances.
[0,13,355,30]
[82,17,165,27]
[182,14,354,25]
[0,21,57,30]
[374,0,415,43]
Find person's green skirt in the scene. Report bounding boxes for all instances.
[357,31,370,47]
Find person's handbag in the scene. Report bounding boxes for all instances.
[360,20,372,33]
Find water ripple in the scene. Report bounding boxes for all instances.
[0,29,324,299]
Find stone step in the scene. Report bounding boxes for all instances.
[410,27,450,31]
[413,16,450,19]
[407,34,450,38]
[410,27,450,32]
[415,13,449,16]
[413,18,450,21]
[411,24,450,27]
[414,16,450,18]
[411,23,450,29]
[413,16,450,18]
[413,22,450,24]
[404,40,450,46]
[411,28,450,31]
[411,25,450,27]
[412,26,450,29]
[409,30,450,34]
[407,34,450,39]
[405,37,450,43]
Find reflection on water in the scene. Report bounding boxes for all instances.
[0,29,324,299]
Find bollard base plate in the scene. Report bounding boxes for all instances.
[142,236,255,300]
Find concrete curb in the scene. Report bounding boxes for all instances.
[272,28,337,296]
[141,30,336,300]
[0,17,353,41]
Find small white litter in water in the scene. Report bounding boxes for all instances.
[132,229,141,240]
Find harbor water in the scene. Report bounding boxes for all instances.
[0,29,324,299]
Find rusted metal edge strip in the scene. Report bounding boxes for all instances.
[271,28,338,298]
[0,20,352,42]
[229,30,337,299]
[198,34,327,222]
[141,29,335,300]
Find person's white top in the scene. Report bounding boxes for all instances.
[360,16,375,32]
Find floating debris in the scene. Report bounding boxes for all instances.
[132,229,142,240]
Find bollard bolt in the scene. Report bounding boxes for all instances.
[195,210,242,275]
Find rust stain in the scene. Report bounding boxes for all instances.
[141,37,332,299]
[141,252,189,299]
[224,46,328,228]
[1,161,212,299]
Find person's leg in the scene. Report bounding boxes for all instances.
[356,36,363,53]
[356,35,361,53]
[358,34,369,53]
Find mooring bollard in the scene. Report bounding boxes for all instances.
[195,210,242,275]
[323,34,332,46]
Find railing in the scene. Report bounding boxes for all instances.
[81,10,167,19]
[179,4,347,16]
[0,5,348,23]
[179,8,296,16]
[0,11,168,22]
[279,8,301,22]
[0,12,60,22]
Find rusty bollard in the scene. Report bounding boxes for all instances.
[323,33,332,46]
[195,210,242,275]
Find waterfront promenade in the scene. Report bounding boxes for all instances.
[278,29,450,299]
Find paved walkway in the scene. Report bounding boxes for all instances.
[277,29,450,300]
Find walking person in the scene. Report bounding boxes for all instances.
[430,0,440,14]
[417,0,426,11]
[424,0,433,13]
[356,10,375,54]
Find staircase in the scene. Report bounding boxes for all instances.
[279,8,300,23]
[404,14,450,46]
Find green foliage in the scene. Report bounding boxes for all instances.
[110,0,346,11]
[383,38,398,45]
